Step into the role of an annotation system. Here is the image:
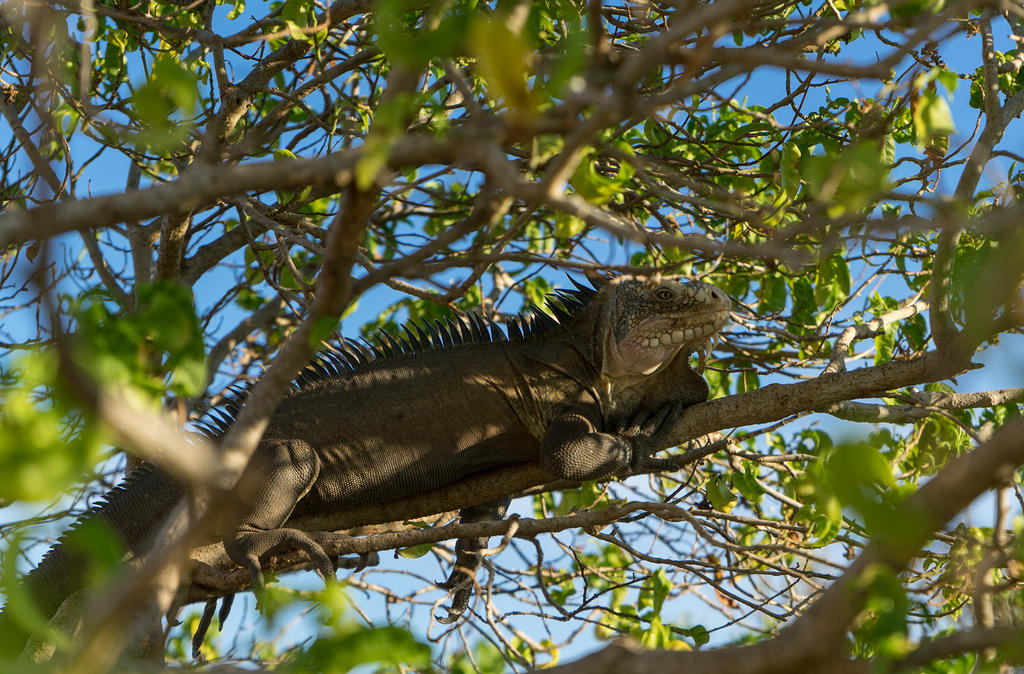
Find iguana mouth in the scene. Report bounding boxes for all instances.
[636,311,728,348]
[635,309,730,345]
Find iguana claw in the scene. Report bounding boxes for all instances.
[435,583,471,624]
[436,607,464,624]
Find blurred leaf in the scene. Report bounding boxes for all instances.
[679,623,709,648]
[375,0,468,67]
[913,73,957,150]
[0,352,104,502]
[638,569,672,617]
[309,315,341,348]
[553,212,586,240]
[450,639,506,674]
[0,531,72,656]
[803,142,890,217]
[757,274,788,314]
[131,57,199,150]
[853,564,911,659]
[468,13,536,118]
[293,624,431,672]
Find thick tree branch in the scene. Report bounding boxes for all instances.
[0,151,360,249]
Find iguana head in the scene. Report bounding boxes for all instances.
[599,276,730,381]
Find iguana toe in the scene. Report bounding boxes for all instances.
[436,587,471,624]
[192,600,216,659]
[191,594,236,659]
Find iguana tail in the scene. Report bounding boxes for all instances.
[0,464,182,659]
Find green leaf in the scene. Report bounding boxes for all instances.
[913,89,956,149]
[226,0,246,20]
[757,274,787,314]
[450,640,506,674]
[281,0,317,42]
[171,356,207,398]
[814,253,851,309]
[874,329,895,366]
[639,615,672,649]
[553,480,607,516]
[679,623,710,648]
[815,440,904,537]
[355,134,393,190]
[375,0,468,68]
[644,119,670,147]
[789,276,817,330]
[397,542,434,559]
[881,134,896,167]
[638,569,672,617]
[295,625,431,672]
[706,474,736,512]
[132,57,199,150]
[553,212,586,240]
[802,509,841,548]
[735,464,766,504]
[854,564,911,658]
[803,142,890,217]
[735,364,760,394]
[548,576,577,606]
[468,13,536,118]
[780,141,802,201]
[569,144,636,205]
[0,531,73,655]
[309,315,341,348]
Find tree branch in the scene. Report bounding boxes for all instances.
[545,416,1024,674]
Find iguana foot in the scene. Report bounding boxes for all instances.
[435,576,473,624]
[436,601,467,624]
[621,401,686,465]
[434,498,510,624]
[227,527,338,591]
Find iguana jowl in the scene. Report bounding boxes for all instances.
[0,275,730,658]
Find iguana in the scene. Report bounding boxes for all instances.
[0,274,730,660]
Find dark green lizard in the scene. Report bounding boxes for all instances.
[0,275,730,659]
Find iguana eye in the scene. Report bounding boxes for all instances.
[654,287,674,301]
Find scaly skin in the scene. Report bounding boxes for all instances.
[0,275,730,658]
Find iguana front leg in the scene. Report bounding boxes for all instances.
[436,497,512,624]
[541,404,684,481]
